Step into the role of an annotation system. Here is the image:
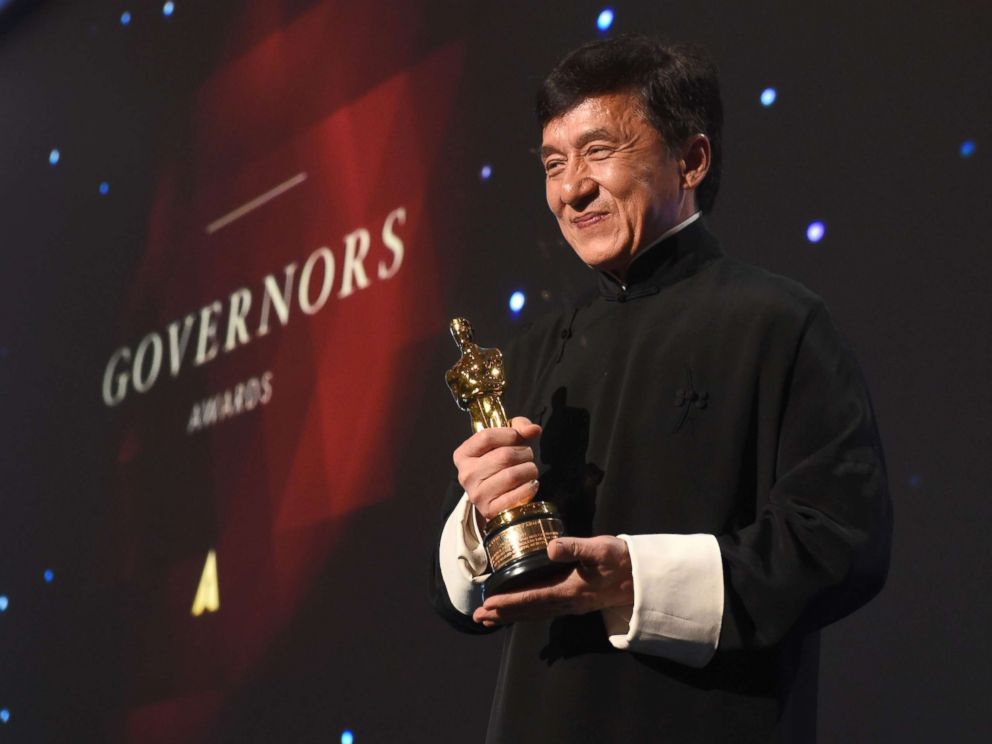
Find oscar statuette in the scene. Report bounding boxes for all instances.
[445,318,572,598]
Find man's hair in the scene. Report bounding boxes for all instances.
[536,34,723,213]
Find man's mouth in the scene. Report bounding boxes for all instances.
[571,212,609,229]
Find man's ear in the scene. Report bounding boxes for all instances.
[679,134,711,191]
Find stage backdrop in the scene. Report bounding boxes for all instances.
[0,1,989,742]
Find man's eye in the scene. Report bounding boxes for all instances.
[545,160,565,175]
[587,146,612,158]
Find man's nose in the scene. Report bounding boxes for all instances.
[560,159,596,206]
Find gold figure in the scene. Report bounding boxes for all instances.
[446,318,510,432]
[445,317,571,595]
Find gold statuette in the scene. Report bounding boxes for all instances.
[446,318,571,597]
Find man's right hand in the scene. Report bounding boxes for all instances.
[453,416,542,522]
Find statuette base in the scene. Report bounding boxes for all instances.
[483,550,571,600]
[480,502,573,598]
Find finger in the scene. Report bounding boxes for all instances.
[482,571,577,611]
[509,416,542,441]
[547,536,619,565]
[483,594,573,624]
[473,445,535,481]
[478,459,539,498]
[477,599,555,624]
[473,607,503,626]
[455,443,534,493]
[455,427,529,460]
[472,467,539,518]
[459,443,533,488]
[483,478,540,518]
[547,537,594,564]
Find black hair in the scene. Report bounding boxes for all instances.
[537,34,723,212]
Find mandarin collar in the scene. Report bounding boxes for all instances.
[596,219,724,302]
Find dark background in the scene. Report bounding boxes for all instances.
[0,1,989,741]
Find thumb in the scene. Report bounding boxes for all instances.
[547,537,593,564]
[510,416,542,441]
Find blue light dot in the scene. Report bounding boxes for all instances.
[163,2,175,17]
[49,149,60,166]
[480,164,492,181]
[908,474,923,488]
[120,11,131,25]
[960,139,976,158]
[760,87,777,107]
[341,730,354,744]
[0,595,8,612]
[509,291,526,314]
[43,569,54,584]
[596,8,614,31]
[0,709,9,724]
[99,182,110,196]
[806,221,826,244]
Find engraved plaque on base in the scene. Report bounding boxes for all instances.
[445,317,572,598]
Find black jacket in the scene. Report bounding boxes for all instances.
[431,220,892,743]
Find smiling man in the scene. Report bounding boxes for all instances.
[431,35,891,743]
[540,92,706,276]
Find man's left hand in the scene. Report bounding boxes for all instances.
[472,536,634,627]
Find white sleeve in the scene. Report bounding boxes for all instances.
[602,533,724,668]
[438,492,491,615]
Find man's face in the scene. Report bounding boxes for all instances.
[541,92,690,276]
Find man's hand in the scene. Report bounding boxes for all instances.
[472,536,634,627]
[453,417,542,522]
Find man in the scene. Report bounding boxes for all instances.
[431,34,891,743]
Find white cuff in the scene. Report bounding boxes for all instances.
[438,493,490,615]
[603,533,724,668]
